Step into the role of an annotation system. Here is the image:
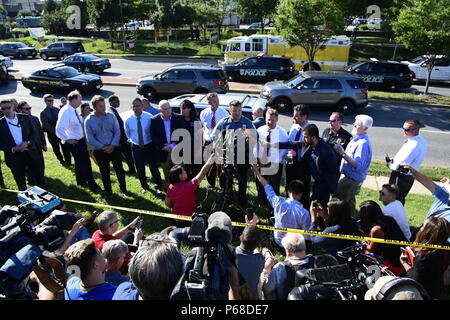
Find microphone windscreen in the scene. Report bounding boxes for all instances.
[206,211,232,244]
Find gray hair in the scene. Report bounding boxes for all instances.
[128,233,183,300]
[252,106,265,116]
[281,233,306,253]
[97,210,118,232]
[354,114,373,130]
[158,99,170,109]
[102,239,128,263]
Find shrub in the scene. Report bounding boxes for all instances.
[11,28,30,37]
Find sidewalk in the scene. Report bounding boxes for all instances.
[362,175,431,196]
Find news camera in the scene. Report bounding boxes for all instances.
[169,211,235,300]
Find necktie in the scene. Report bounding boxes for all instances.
[211,111,216,129]
[266,130,271,158]
[74,108,84,137]
[291,127,302,159]
[137,116,144,149]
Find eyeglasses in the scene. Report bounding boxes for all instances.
[402,127,416,132]
[1,106,11,111]
[379,190,385,196]
[328,119,337,123]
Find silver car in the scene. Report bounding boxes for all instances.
[260,71,369,114]
[168,93,267,119]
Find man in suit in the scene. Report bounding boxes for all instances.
[17,101,47,185]
[150,100,185,189]
[0,99,46,190]
[40,94,71,166]
[108,95,135,174]
[251,106,266,129]
[56,90,102,192]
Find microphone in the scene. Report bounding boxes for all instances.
[205,211,232,244]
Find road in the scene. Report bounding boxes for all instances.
[6,57,450,96]
[2,76,449,167]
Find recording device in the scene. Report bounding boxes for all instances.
[397,165,411,175]
[384,152,391,163]
[312,200,319,208]
[170,212,234,300]
[134,214,143,230]
[245,208,254,221]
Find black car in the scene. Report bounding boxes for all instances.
[21,66,103,94]
[61,53,111,73]
[0,61,8,85]
[0,42,37,59]
[222,55,297,83]
[39,41,85,60]
[346,60,413,91]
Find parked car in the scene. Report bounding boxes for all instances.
[39,41,85,60]
[260,71,369,114]
[222,55,297,83]
[137,64,228,99]
[60,53,111,73]
[345,59,413,91]
[0,42,37,59]
[248,22,263,29]
[21,66,102,94]
[169,93,268,119]
[0,55,13,69]
[0,61,8,85]
[401,55,450,81]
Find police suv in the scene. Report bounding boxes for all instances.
[222,55,297,83]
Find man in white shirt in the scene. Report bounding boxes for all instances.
[379,184,412,241]
[199,92,229,188]
[386,119,427,205]
[255,108,288,206]
[55,90,101,192]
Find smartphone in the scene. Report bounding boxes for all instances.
[397,165,410,175]
[312,200,319,208]
[245,208,254,221]
[135,214,143,230]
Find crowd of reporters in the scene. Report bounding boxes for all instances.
[0,90,449,300]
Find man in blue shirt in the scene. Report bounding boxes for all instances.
[252,165,311,250]
[210,100,256,206]
[85,95,127,199]
[333,114,373,216]
[64,239,117,300]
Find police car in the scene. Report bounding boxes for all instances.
[60,53,111,73]
[21,66,103,94]
[345,59,413,91]
[222,55,297,83]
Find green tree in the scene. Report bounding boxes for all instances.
[151,0,193,28]
[191,2,221,40]
[235,0,278,33]
[275,0,344,71]
[42,8,70,35]
[17,10,32,17]
[392,0,450,94]
[44,0,61,13]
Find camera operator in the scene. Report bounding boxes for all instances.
[261,233,315,300]
[113,233,183,300]
[64,239,117,300]
[209,100,257,206]
[91,211,143,274]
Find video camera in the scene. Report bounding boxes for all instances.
[169,212,235,300]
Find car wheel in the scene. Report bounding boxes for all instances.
[194,88,209,94]
[272,97,292,113]
[141,86,156,99]
[41,53,48,60]
[387,82,399,92]
[336,99,355,115]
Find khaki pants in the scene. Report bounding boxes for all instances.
[335,175,363,217]
[160,150,174,190]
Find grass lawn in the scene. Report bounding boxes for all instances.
[369,160,450,182]
[369,91,450,106]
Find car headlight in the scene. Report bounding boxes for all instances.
[82,82,88,86]
[262,88,272,97]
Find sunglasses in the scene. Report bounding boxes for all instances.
[46,99,54,102]
[328,119,337,123]
[1,106,11,110]
[379,190,386,196]
[22,107,32,111]
[402,127,416,132]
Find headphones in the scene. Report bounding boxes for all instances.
[375,277,430,300]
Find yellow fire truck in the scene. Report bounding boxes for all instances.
[223,34,351,71]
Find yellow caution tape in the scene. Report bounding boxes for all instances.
[2,188,450,251]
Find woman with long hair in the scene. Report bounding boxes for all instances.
[401,217,450,299]
[180,99,202,179]
[359,200,407,275]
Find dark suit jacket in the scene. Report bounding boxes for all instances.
[150,113,185,162]
[0,114,40,166]
[30,115,47,149]
[110,107,128,146]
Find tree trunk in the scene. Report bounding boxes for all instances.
[425,65,432,95]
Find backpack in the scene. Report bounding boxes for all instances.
[280,255,315,300]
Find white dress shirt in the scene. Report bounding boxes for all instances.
[255,125,289,164]
[55,104,84,142]
[382,200,412,241]
[5,113,23,146]
[389,135,427,174]
[199,107,229,141]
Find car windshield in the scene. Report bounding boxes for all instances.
[347,62,365,71]
[54,67,80,78]
[284,74,306,87]
[411,56,426,64]
[82,54,99,60]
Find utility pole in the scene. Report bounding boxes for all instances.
[119,0,126,50]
